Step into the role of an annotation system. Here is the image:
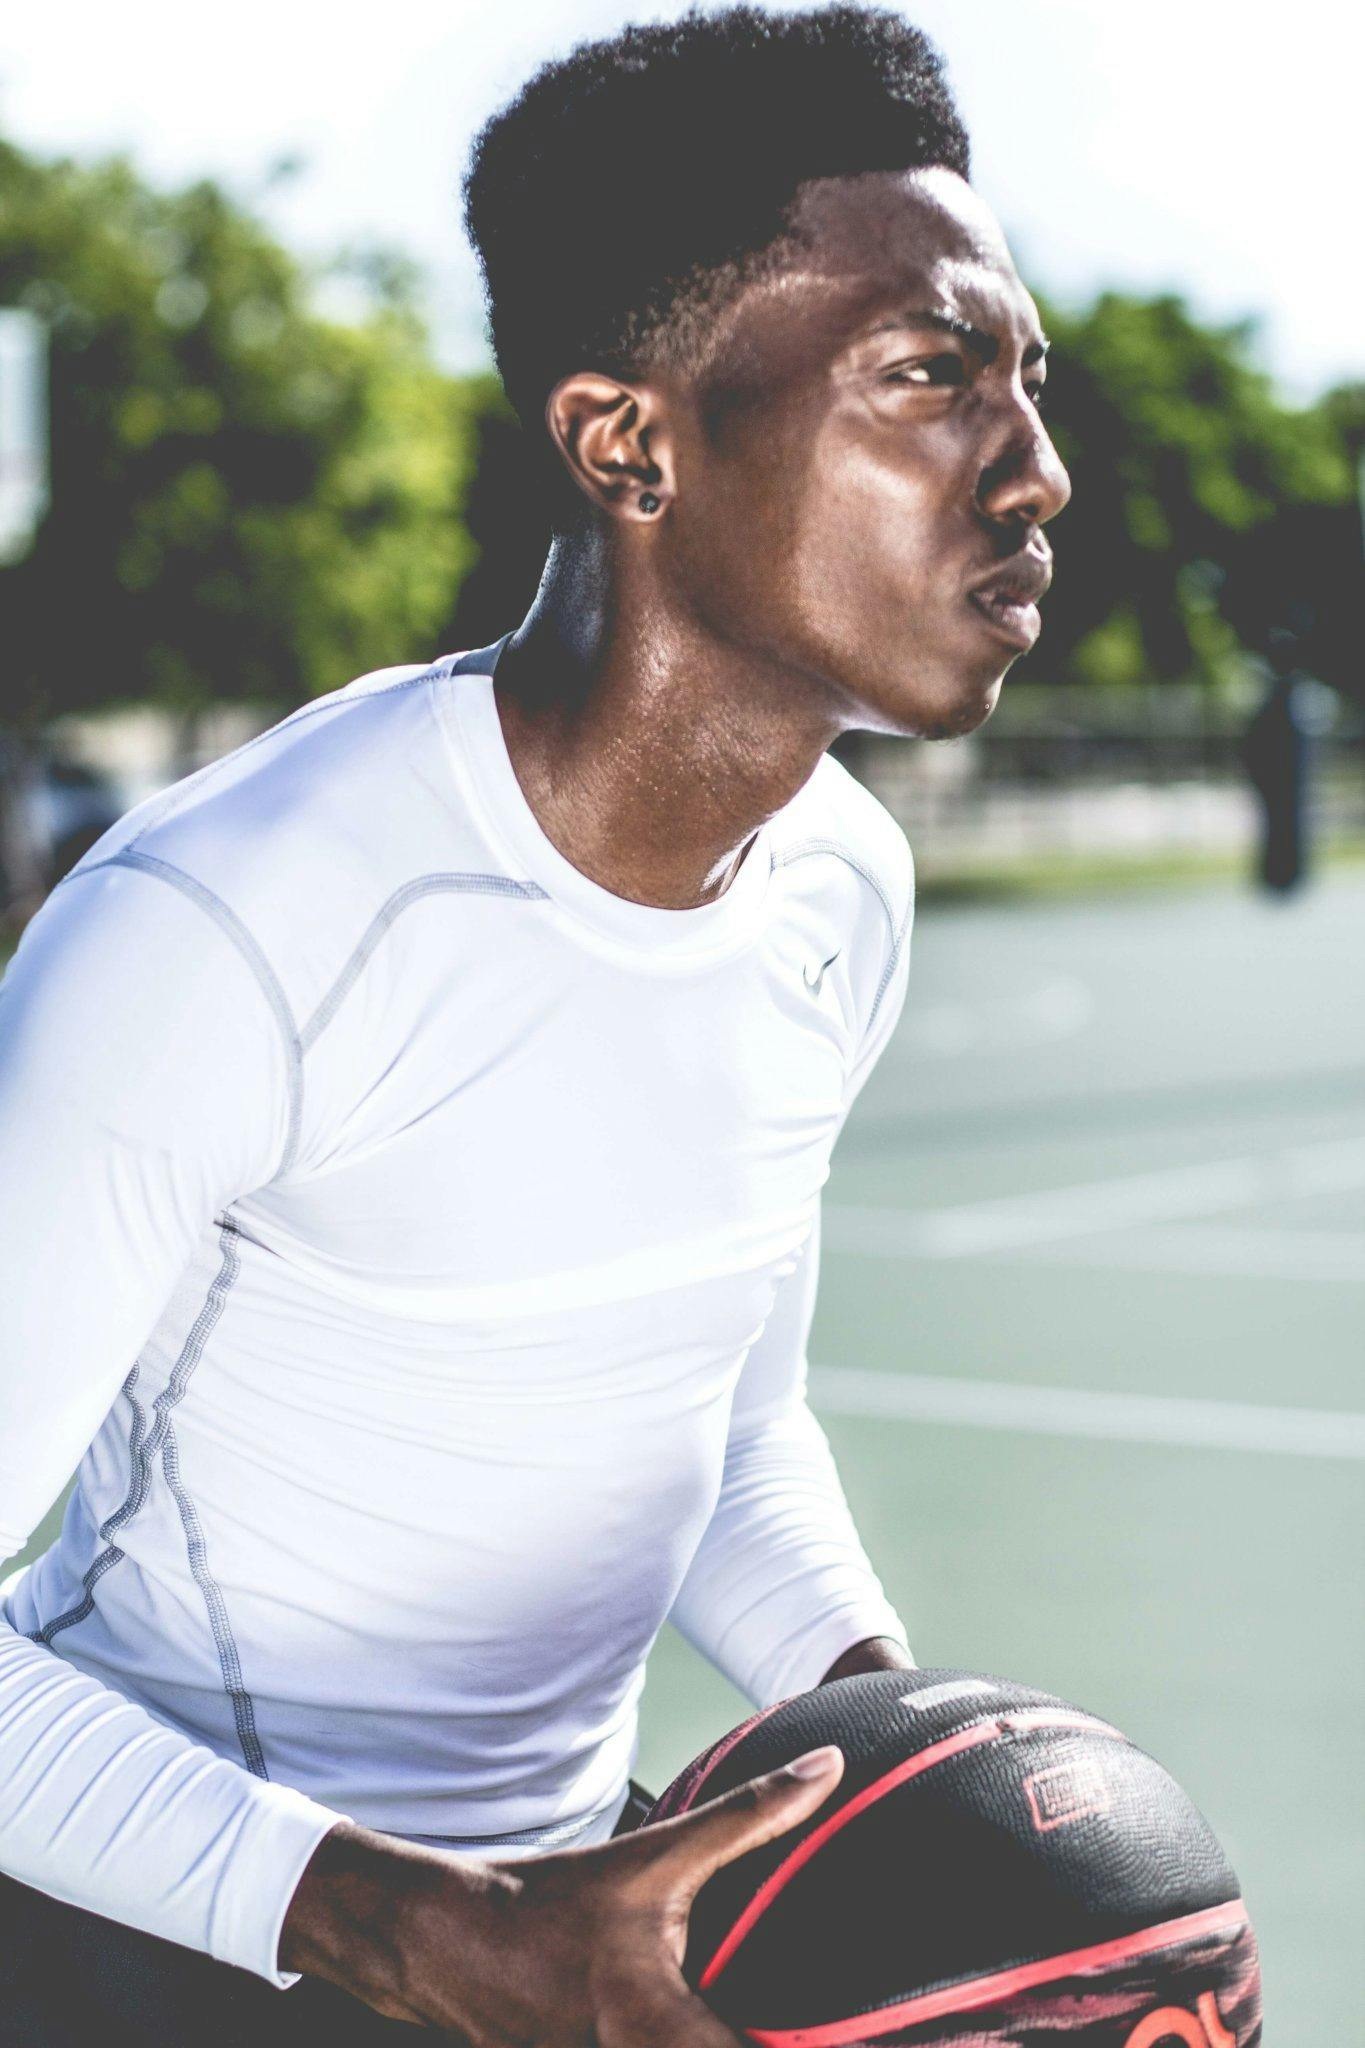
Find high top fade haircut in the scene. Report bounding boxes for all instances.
[461,3,971,536]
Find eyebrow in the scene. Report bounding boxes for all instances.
[870,307,1051,368]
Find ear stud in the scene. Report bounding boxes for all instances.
[639,492,661,514]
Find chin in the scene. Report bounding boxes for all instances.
[884,662,1005,743]
[924,668,1006,740]
[835,639,1012,741]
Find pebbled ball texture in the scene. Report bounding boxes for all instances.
[647,1668,1261,2046]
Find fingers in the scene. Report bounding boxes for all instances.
[631,1745,844,1900]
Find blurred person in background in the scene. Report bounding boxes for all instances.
[0,745,122,935]
[0,734,46,930]
[1243,622,1317,894]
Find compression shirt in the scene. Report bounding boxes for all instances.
[0,635,913,1987]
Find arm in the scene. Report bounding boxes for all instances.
[669,905,915,1706]
[819,881,917,1697]
[0,860,342,1983]
[667,1205,912,1705]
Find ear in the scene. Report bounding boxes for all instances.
[544,372,675,525]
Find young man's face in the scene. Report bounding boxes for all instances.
[666,166,1071,740]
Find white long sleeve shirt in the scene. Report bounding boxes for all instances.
[0,636,912,1987]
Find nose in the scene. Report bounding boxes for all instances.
[975,407,1072,528]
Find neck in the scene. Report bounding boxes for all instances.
[492,535,847,911]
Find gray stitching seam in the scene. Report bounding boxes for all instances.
[773,837,910,1028]
[300,872,548,1055]
[27,1365,148,1644]
[161,1410,268,1779]
[28,1223,269,1778]
[84,850,304,1177]
[25,1220,257,1769]
[877,894,914,1024]
[414,1805,612,1849]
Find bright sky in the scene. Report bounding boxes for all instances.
[1,0,1358,403]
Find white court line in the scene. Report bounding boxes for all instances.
[903,978,1094,1059]
[824,1136,1365,1260]
[1021,1225,1364,1283]
[808,1366,1365,1461]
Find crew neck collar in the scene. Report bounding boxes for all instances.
[438,634,775,963]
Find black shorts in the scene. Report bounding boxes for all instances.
[0,1782,657,2046]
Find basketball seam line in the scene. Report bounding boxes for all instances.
[698,1711,1126,1991]
[743,1901,1251,2046]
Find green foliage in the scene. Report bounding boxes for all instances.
[435,372,553,654]
[0,141,477,727]
[1034,290,1360,691]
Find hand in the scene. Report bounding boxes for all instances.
[280,1743,844,2044]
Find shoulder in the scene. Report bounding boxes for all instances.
[770,747,914,951]
[73,658,449,873]
[61,655,503,1026]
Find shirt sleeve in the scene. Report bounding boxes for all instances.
[0,857,345,1986]
[842,878,912,1118]
[667,879,915,1706]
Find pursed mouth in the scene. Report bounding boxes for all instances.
[966,586,1042,651]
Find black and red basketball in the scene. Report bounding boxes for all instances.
[648,1668,1261,2047]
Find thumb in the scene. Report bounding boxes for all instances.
[638,1745,844,1903]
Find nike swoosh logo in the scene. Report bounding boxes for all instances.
[804,949,841,994]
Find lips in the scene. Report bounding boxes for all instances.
[967,587,1043,651]
[965,549,1052,652]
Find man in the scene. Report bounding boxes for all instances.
[1243,625,1315,893]
[0,5,1069,2041]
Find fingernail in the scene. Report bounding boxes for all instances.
[788,1745,842,1780]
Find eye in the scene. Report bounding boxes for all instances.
[1026,383,1048,413]
[884,354,967,388]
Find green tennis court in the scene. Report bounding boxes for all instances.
[638,870,1365,2040]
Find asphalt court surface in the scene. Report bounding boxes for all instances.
[639,870,1364,2042]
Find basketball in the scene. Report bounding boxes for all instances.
[648,1668,1262,2046]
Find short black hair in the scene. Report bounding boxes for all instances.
[461,3,970,533]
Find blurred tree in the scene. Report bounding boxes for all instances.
[0,140,478,756]
[1215,379,1365,701]
[441,373,550,651]
[1034,291,1359,692]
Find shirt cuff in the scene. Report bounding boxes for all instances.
[206,1782,351,1988]
[754,1598,914,1708]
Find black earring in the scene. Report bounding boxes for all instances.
[639,491,661,514]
